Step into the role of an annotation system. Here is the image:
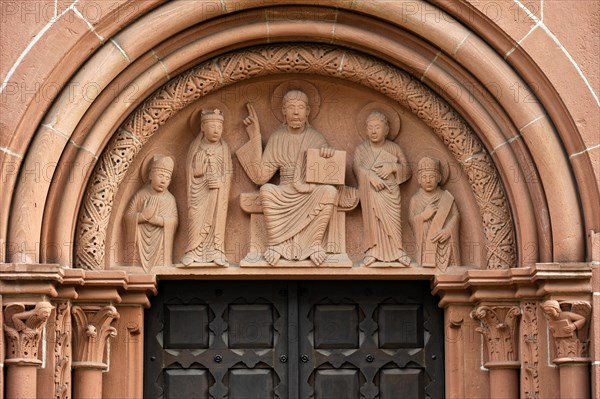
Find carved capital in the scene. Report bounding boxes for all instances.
[3,301,54,366]
[541,300,591,363]
[72,305,119,370]
[470,305,521,368]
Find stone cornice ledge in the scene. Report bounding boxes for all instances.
[432,263,592,307]
[0,264,157,307]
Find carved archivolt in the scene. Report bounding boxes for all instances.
[76,45,515,270]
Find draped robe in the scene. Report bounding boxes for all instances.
[353,140,411,262]
[185,136,232,262]
[409,187,461,270]
[236,125,337,261]
[126,186,178,270]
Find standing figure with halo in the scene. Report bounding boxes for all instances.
[182,108,233,267]
[125,154,178,270]
[353,105,412,267]
[237,86,339,266]
[409,156,461,271]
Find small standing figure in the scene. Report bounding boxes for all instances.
[126,155,178,270]
[181,109,232,266]
[542,300,591,359]
[353,110,411,267]
[409,156,460,270]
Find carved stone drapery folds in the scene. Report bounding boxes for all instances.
[72,305,119,370]
[75,44,515,271]
[3,301,53,366]
[471,305,521,367]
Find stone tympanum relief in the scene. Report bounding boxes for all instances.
[409,156,461,271]
[82,45,516,272]
[542,300,591,362]
[237,89,345,266]
[3,302,53,365]
[353,107,411,267]
[125,155,178,271]
[182,109,232,267]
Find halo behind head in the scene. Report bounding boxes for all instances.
[357,102,401,141]
[271,80,321,123]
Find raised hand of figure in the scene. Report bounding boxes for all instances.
[374,162,396,179]
[243,103,261,140]
[421,204,437,220]
[431,228,451,243]
[369,173,386,192]
[319,146,335,158]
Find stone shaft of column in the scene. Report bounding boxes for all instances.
[489,368,519,399]
[5,365,38,399]
[73,368,104,399]
[560,363,590,399]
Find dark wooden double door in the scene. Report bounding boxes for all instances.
[144,281,443,398]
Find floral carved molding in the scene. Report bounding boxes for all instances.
[75,44,516,270]
[71,305,119,370]
[471,304,521,367]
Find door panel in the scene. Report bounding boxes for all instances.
[145,281,443,399]
[145,281,288,399]
[298,281,443,399]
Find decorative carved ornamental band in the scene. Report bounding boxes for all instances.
[76,45,515,270]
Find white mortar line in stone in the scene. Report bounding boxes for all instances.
[490,134,522,156]
[68,139,98,159]
[593,292,600,296]
[110,39,131,63]
[0,147,23,159]
[338,51,347,73]
[42,123,70,141]
[73,6,105,43]
[54,0,58,18]
[519,114,546,132]
[540,0,544,21]
[593,361,600,366]
[151,50,171,81]
[265,10,271,44]
[330,10,338,45]
[451,32,470,55]
[41,322,47,369]
[421,51,441,81]
[0,0,80,93]
[513,0,600,107]
[504,20,542,60]
[569,143,600,159]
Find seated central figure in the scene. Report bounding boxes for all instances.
[237,90,337,266]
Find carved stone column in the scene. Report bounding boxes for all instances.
[3,301,53,399]
[71,305,119,399]
[471,304,521,399]
[542,300,591,399]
